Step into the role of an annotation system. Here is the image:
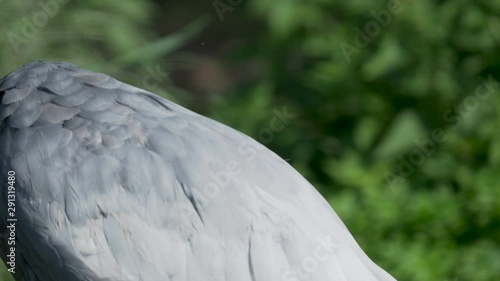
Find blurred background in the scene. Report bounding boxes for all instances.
[1,0,500,280]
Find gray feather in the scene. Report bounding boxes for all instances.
[52,87,94,107]
[2,87,33,104]
[39,103,80,123]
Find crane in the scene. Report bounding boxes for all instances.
[0,61,397,281]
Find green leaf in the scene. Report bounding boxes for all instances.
[373,109,427,160]
[113,16,210,66]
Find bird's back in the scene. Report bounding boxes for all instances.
[0,61,396,281]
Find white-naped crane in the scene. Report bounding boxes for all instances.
[0,61,397,281]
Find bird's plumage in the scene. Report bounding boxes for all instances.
[0,61,396,281]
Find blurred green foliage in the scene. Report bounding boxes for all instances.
[1,0,500,281]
